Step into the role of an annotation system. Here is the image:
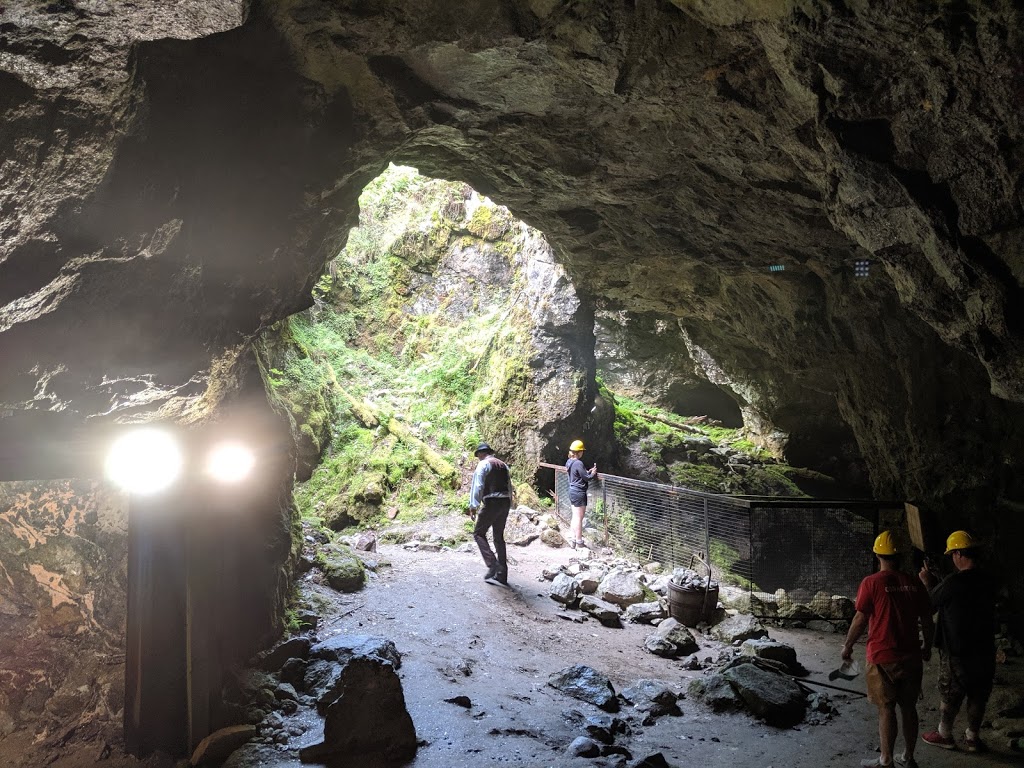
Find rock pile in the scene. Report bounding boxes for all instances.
[550,666,683,765]
[669,567,717,591]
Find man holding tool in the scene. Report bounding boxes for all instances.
[842,530,933,768]
[918,530,996,753]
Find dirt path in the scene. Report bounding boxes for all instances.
[292,537,1024,768]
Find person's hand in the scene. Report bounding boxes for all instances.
[922,645,932,663]
[465,506,477,519]
[841,643,853,662]
[918,564,937,588]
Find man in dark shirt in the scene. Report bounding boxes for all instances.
[919,530,996,753]
[468,442,513,586]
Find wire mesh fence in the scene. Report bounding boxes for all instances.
[542,463,897,617]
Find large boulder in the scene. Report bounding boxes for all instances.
[739,639,803,675]
[722,662,806,727]
[550,573,581,605]
[318,543,367,593]
[711,614,768,645]
[597,569,648,608]
[299,656,417,765]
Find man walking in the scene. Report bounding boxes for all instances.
[918,530,996,753]
[468,442,513,586]
[842,530,933,768]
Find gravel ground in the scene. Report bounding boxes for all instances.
[286,531,1024,768]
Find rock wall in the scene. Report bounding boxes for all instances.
[2,0,1023,643]
[0,480,127,747]
[4,1,1023,521]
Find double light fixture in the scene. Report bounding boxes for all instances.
[104,428,256,495]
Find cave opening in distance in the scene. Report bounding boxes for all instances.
[262,164,847,548]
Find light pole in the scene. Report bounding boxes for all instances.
[107,428,257,757]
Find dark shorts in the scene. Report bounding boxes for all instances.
[866,658,923,708]
[568,490,587,508]
[938,652,994,703]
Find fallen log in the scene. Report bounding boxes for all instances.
[323,360,458,487]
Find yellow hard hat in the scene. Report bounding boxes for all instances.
[872,530,902,556]
[944,530,978,554]
[569,440,585,452]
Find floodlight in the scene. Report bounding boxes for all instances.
[854,259,870,278]
[769,264,785,272]
[105,428,183,495]
[205,442,256,484]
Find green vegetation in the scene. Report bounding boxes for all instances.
[601,376,812,497]
[708,539,758,590]
[259,166,535,535]
[260,165,825,557]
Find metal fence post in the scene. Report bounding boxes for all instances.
[602,479,607,545]
[748,505,754,610]
[703,496,710,561]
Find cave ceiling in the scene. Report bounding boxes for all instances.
[1,0,1023,510]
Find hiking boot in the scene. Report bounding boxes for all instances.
[921,731,956,750]
[964,736,987,753]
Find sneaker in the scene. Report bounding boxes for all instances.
[964,736,987,753]
[921,731,956,750]
[484,576,508,587]
[576,539,587,549]
[860,758,893,767]
[895,752,919,768]
[484,565,497,581]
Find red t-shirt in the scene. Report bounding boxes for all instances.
[855,569,931,664]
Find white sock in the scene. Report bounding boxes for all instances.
[965,728,977,740]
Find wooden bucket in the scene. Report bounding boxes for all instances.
[667,581,719,627]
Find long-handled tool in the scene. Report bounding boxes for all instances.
[749,657,867,697]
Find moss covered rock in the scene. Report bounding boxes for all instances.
[319,544,366,593]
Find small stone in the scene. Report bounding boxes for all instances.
[566,736,601,757]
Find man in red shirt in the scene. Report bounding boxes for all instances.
[842,530,934,768]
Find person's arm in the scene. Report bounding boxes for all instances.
[469,461,488,511]
[842,610,868,661]
[928,573,954,608]
[588,463,598,478]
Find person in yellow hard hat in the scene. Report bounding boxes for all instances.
[842,530,933,768]
[918,530,996,753]
[565,439,597,549]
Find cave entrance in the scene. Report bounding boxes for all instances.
[268,164,761,542]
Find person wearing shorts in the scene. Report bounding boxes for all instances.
[918,530,996,753]
[565,439,597,549]
[842,530,933,768]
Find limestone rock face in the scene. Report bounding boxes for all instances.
[2,1,1023,517]
[3,0,1024,631]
